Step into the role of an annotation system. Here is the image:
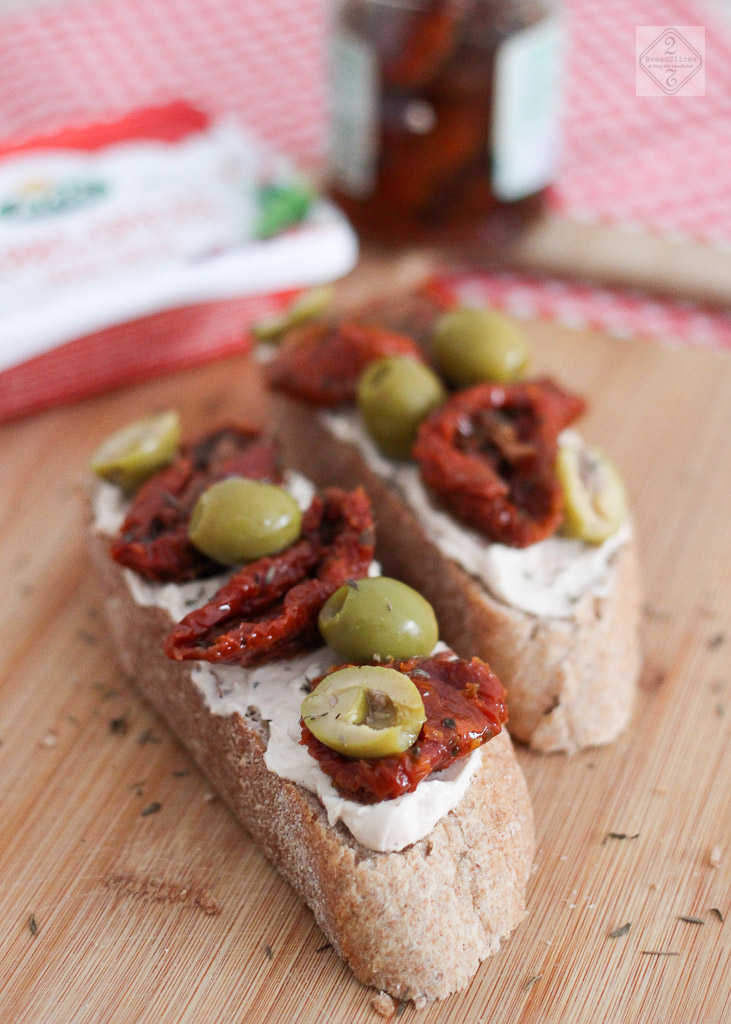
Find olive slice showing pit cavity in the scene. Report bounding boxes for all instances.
[556,445,627,544]
[301,665,426,758]
[90,411,180,493]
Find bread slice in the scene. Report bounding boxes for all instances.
[86,481,534,1005]
[271,395,642,754]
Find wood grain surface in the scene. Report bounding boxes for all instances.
[0,269,729,1024]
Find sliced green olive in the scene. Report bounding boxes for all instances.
[356,356,446,460]
[556,445,627,544]
[252,285,334,342]
[433,308,530,386]
[90,410,180,492]
[189,477,302,564]
[301,665,426,758]
[319,576,439,662]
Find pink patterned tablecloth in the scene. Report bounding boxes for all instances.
[0,0,728,422]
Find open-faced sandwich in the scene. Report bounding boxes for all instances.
[86,414,533,1005]
[267,293,642,754]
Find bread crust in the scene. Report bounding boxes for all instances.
[271,395,642,754]
[87,492,534,1004]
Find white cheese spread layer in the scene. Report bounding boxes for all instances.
[321,412,630,618]
[191,653,481,854]
[93,478,481,853]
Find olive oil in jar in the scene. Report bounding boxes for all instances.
[328,0,564,244]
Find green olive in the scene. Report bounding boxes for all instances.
[356,356,446,460]
[319,576,439,662]
[556,445,627,544]
[301,665,426,758]
[252,285,334,342]
[433,308,530,385]
[90,410,180,492]
[189,477,302,564]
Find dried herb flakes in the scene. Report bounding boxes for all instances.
[141,802,162,817]
[28,914,38,937]
[678,915,705,925]
[137,729,161,745]
[603,832,640,844]
[609,922,632,939]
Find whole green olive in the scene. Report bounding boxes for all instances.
[301,665,426,758]
[188,477,302,565]
[318,576,439,662]
[433,308,530,386]
[556,445,627,544]
[356,356,446,459]
[90,410,180,493]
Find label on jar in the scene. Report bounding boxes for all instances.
[329,30,379,199]
[491,15,564,202]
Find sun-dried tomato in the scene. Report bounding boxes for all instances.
[413,377,586,547]
[301,652,507,804]
[111,427,281,582]
[267,320,424,406]
[164,487,375,667]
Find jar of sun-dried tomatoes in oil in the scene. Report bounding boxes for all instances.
[328,0,564,246]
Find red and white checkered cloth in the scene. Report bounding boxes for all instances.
[0,0,728,423]
[430,270,731,350]
[0,0,327,169]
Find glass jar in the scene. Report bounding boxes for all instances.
[328,0,564,246]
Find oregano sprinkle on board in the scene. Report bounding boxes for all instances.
[678,915,705,925]
[523,974,542,991]
[141,802,162,817]
[264,945,274,960]
[709,908,725,923]
[28,914,38,937]
[609,922,632,939]
[603,832,640,843]
[395,1000,408,1018]
[641,950,679,957]
[137,729,161,745]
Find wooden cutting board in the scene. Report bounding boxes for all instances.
[0,289,729,1024]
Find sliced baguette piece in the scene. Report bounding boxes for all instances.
[271,394,642,754]
[86,481,534,1005]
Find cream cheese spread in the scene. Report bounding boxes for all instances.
[191,653,481,853]
[321,412,631,618]
[93,476,481,853]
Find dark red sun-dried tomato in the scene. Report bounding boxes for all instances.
[111,427,281,582]
[267,320,424,406]
[301,652,507,804]
[164,487,375,667]
[413,377,586,547]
